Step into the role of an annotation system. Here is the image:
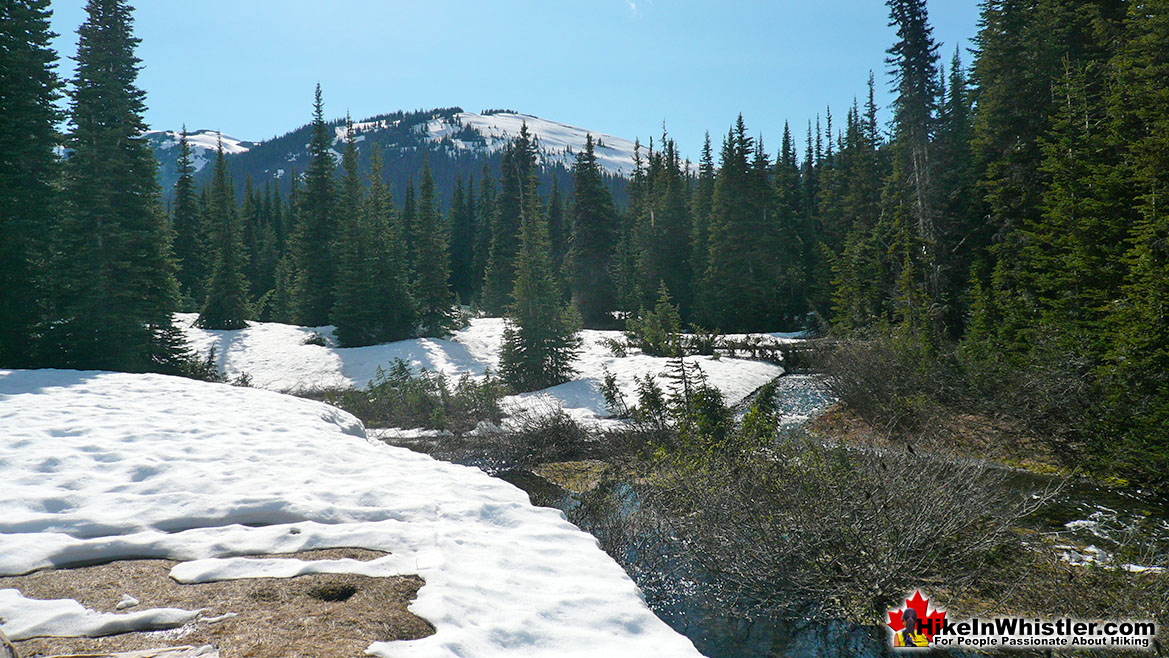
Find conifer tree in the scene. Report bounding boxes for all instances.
[568,134,621,327]
[472,167,496,302]
[366,148,415,342]
[635,133,693,317]
[412,163,457,336]
[1100,0,1169,487]
[689,132,716,305]
[972,0,1125,352]
[251,184,280,310]
[0,0,60,366]
[270,176,287,254]
[1014,61,1129,348]
[171,128,208,310]
[292,84,337,326]
[330,121,379,346]
[240,174,264,296]
[546,176,568,274]
[483,124,537,313]
[612,140,647,318]
[449,176,477,304]
[51,0,184,371]
[885,0,941,321]
[270,256,296,324]
[773,122,809,319]
[197,139,251,330]
[400,179,417,279]
[699,117,785,331]
[934,49,979,333]
[500,170,581,391]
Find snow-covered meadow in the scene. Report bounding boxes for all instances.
[178,314,792,426]
[0,369,702,657]
[0,317,799,655]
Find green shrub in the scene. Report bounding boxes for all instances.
[308,358,508,433]
[626,283,683,357]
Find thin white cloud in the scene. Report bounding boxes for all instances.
[625,0,652,18]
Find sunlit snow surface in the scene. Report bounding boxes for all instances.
[423,112,641,176]
[0,369,702,657]
[178,314,787,425]
[146,129,253,174]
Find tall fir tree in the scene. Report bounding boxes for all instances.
[171,127,208,311]
[400,179,417,280]
[240,174,264,297]
[568,134,621,327]
[885,0,942,327]
[934,48,979,334]
[500,169,581,391]
[197,139,251,330]
[634,133,693,317]
[270,172,300,323]
[412,163,457,336]
[699,117,786,331]
[1100,0,1169,488]
[292,84,337,326]
[366,148,415,342]
[330,121,379,346]
[472,167,496,302]
[1010,60,1129,351]
[51,0,184,372]
[0,0,60,366]
[546,176,568,278]
[449,175,477,304]
[689,132,716,308]
[482,124,537,313]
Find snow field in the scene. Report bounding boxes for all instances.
[178,314,786,425]
[0,370,702,657]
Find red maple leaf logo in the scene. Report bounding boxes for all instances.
[887,590,947,641]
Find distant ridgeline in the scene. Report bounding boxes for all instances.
[146,107,631,208]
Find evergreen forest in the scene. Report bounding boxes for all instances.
[3,0,1169,494]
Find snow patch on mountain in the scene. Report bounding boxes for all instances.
[422,112,639,176]
[145,129,255,173]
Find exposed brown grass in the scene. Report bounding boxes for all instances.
[533,460,611,494]
[3,549,434,658]
[808,403,1068,474]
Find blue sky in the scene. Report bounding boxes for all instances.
[48,1,981,161]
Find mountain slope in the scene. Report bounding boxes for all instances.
[145,129,256,192]
[148,109,635,205]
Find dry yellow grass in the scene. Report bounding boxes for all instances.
[2,549,434,658]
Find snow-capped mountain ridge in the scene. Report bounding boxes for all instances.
[420,111,639,175]
[148,108,639,197]
[145,129,255,175]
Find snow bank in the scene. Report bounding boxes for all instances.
[0,370,701,657]
[178,314,785,424]
[0,589,199,640]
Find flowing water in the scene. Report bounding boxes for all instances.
[395,373,1168,657]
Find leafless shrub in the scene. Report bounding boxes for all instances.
[634,433,1055,626]
[815,330,1100,461]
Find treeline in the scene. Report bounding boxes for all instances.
[3,0,1167,488]
[811,0,1169,492]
